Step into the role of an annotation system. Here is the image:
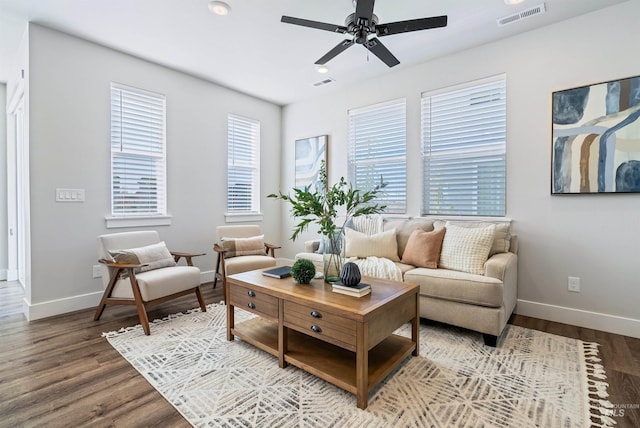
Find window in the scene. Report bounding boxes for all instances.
[227,114,260,213]
[348,99,406,214]
[110,83,167,218]
[421,75,506,216]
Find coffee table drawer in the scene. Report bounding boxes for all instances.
[229,285,278,319]
[283,301,356,350]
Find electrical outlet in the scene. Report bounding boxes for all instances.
[93,265,102,279]
[568,276,580,292]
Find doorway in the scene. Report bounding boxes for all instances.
[6,82,30,316]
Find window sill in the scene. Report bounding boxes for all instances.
[224,212,264,223]
[105,215,173,229]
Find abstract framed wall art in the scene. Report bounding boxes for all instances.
[551,75,640,194]
[295,135,327,190]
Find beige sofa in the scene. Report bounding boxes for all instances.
[295,218,518,346]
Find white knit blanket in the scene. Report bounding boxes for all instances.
[346,256,403,282]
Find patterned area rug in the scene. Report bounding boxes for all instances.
[104,304,615,427]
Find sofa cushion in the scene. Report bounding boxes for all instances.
[384,218,436,259]
[220,235,266,258]
[347,214,384,236]
[344,228,400,261]
[401,228,446,269]
[405,268,503,308]
[434,220,511,256]
[439,224,495,275]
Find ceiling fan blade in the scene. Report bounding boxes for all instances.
[376,15,448,37]
[281,16,348,34]
[364,38,400,67]
[315,39,355,65]
[355,0,375,22]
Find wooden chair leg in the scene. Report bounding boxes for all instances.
[94,267,123,321]
[213,252,221,289]
[128,269,151,335]
[195,287,207,312]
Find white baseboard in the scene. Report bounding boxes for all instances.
[25,276,216,321]
[0,269,6,281]
[26,291,104,321]
[7,269,18,281]
[200,270,215,284]
[516,299,640,339]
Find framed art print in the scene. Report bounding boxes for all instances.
[295,135,327,190]
[551,75,640,194]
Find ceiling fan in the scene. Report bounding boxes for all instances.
[281,0,448,68]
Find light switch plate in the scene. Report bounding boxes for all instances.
[56,188,85,202]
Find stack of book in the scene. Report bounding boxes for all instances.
[331,281,371,297]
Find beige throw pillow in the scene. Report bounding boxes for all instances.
[220,235,266,258]
[439,224,496,275]
[434,220,510,255]
[401,228,446,269]
[108,241,177,273]
[344,228,400,261]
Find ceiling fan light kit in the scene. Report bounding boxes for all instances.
[208,1,231,16]
[281,0,447,68]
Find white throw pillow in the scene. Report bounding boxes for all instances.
[344,228,400,261]
[439,224,496,275]
[108,241,177,273]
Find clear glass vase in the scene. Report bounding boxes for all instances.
[322,233,343,283]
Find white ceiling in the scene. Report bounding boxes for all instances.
[0,0,628,105]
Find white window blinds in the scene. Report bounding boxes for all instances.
[227,114,260,212]
[348,99,406,214]
[110,83,166,217]
[422,75,506,216]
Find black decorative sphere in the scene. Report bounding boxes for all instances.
[340,262,361,287]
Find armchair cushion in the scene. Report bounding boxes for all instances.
[220,235,267,258]
[111,266,201,301]
[439,223,495,275]
[224,255,276,276]
[108,241,176,274]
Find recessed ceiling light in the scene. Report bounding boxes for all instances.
[504,0,525,4]
[316,65,329,74]
[208,1,231,16]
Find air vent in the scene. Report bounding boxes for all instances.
[313,77,335,87]
[497,3,546,27]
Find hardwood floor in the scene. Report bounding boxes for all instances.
[0,283,638,427]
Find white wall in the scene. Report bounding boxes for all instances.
[25,24,282,317]
[281,2,640,337]
[0,83,7,279]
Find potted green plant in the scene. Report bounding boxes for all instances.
[291,258,316,284]
[268,161,386,282]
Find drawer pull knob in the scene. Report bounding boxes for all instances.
[310,325,322,334]
[247,290,256,297]
[310,311,322,319]
[247,302,256,309]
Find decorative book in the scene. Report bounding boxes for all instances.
[262,266,292,279]
[331,281,370,291]
[331,286,371,297]
[331,282,371,297]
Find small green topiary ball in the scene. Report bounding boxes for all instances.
[291,258,316,284]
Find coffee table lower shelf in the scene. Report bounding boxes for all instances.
[232,317,415,397]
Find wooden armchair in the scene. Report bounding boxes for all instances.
[213,225,280,301]
[94,231,206,335]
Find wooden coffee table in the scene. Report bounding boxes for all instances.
[226,268,419,409]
